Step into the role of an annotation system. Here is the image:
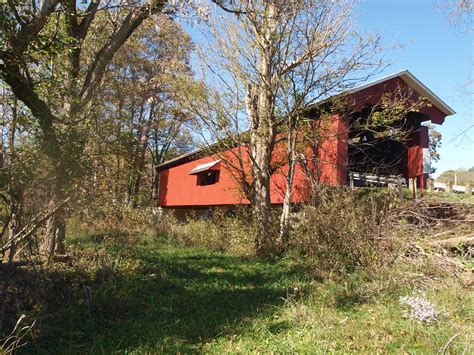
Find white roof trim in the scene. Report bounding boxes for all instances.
[349,69,456,116]
[188,160,221,174]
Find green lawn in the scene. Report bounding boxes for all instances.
[19,234,473,353]
[425,191,474,204]
[400,188,474,204]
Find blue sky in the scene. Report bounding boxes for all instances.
[355,0,473,175]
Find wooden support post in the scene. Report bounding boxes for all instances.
[427,178,433,192]
[349,172,354,190]
[409,177,414,192]
[446,181,453,193]
[413,177,418,200]
[398,181,404,201]
[420,175,425,198]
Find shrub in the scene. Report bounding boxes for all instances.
[157,208,255,256]
[68,204,157,239]
[290,186,408,277]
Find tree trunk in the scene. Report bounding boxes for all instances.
[246,2,279,257]
[247,84,268,256]
[252,140,274,256]
[247,82,276,256]
[279,119,298,248]
[279,171,293,248]
[130,128,150,208]
[4,97,24,263]
[151,163,160,203]
[5,188,23,263]
[131,175,141,207]
[42,183,66,258]
[128,102,154,208]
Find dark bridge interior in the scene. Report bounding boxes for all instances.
[347,107,427,182]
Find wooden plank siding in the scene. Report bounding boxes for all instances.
[157,71,454,208]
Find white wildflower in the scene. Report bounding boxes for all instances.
[399,291,438,323]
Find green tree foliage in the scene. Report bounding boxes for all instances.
[0,0,174,258]
[0,1,197,259]
[87,16,197,208]
[436,167,474,185]
[428,124,442,174]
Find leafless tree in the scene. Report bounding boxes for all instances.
[187,0,384,256]
[437,0,473,29]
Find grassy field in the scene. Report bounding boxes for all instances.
[400,188,474,204]
[16,233,472,354]
[425,191,474,204]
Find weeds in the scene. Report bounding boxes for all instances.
[68,204,157,239]
[1,228,471,353]
[290,187,408,277]
[0,314,35,354]
[157,208,255,256]
[1,189,472,353]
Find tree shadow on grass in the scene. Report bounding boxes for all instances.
[17,247,305,353]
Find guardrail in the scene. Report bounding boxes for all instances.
[347,173,473,195]
[348,172,406,189]
[433,181,473,194]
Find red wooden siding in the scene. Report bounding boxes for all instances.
[403,125,429,178]
[316,114,349,185]
[158,124,346,208]
[159,150,249,207]
[348,77,447,124]
[157,71,453,207]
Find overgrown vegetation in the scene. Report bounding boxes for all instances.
[1,198,472,352]
[1,1,472,353]
[4,189,472,352]
[156,208,256,256]
[426,191,474,204]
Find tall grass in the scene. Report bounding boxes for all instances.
[154,207,256,256]
[291,187,409,277]
[159,188,411,278]
[7,234,471,353]
[4,189,469,352]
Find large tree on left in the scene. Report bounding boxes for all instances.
[0,0,167,258]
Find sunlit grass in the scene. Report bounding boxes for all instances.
[425,191,474,204]
[20,234,473,354]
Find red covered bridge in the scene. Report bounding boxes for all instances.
[156,70,455,210]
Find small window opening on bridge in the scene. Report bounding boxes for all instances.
[197,170,220,186]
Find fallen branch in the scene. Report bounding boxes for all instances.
[425,234,474,250]
[438,333,460,355]
[1,196,71,258]
[429,229,457,239]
